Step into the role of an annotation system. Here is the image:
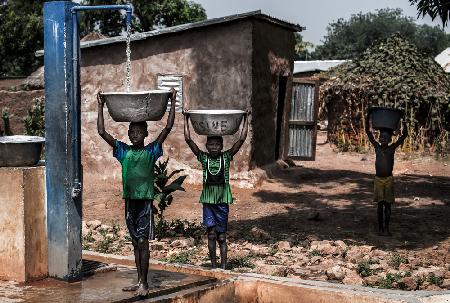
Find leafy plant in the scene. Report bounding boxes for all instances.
[357,260,374,277]
[153,158,187,224]
[1,108,13,136]
[308,249,323,257]
[377,273,403,289]
[389,254,408,270]
[23,97,45,137]
[227,255,255,269]
[162,250,193,264]
[427,273,443,286]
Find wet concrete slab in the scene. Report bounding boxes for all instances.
[0,266,216,303]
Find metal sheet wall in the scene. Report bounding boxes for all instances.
[290,83,315,122]
[288,126,313,157]
[288,82,316,158]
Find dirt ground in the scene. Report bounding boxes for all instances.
[83,131,450,272]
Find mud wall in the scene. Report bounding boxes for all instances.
[79,21,254,183]
[251,21,295,167]
[0,90,44,134]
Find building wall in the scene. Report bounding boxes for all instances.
[79,21,254,183]
[251,21,295,167]
[0,90,44,134]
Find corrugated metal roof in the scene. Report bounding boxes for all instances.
[435,48,450,73]
[294,60,348,74]
[36,10,303,56]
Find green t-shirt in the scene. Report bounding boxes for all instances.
[197,151,233,204]
[114,140,163,200]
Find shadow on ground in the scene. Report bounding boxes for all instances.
[230,166,450,251]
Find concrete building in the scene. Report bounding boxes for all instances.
[72,11,303,185]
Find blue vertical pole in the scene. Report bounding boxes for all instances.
[44,1,82,282]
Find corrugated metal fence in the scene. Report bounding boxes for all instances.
[287,80,318,160]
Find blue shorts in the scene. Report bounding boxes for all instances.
[202,203,229,233]
[125,199,153,242]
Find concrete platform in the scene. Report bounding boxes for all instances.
[0,266,216,303]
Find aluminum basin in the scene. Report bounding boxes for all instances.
[188,110,245,136]
[369,107,404,131]
[0,136,45,167]
[101,90,171,122]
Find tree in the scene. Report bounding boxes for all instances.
[0,0,43,76]
[409,0,450,27]
[294,33,314,60]
[313,8,450,60]
[80,0,207,37]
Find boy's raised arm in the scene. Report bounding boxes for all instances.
[365,111,378,147]
[97,91,116,147]
[393,122,408,149]
[228,110,249,157]
[184,112,201,156]
[157,89,177,145]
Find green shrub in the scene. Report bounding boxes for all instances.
[308,249,323,257]
[23,97,45,136]
[427,273,443,286]
[377,273,403,289]
[228,255,255,269]
[389,254,408,270]
[162,250,193,264]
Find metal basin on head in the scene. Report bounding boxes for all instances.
[0,135,45,167]
[188,110,245,136]
[369,106,404,131]
[101,90,171,122]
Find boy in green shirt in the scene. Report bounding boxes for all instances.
[97,90,176,296]
[183,109,249,269]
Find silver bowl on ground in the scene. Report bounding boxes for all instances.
[0,136,45,167]
[101,90,171,122]
[188,110,245,136]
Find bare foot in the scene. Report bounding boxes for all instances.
[136,282,149,297]
[122,283,139,292]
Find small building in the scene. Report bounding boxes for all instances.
[75,11,304,185]
[435,48,450,72]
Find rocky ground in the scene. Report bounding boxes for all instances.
[82,218,450,291]
[82,132,450,291]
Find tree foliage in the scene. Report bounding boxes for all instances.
[80,0,207,37]
[313,8,450,60]
[0,0,43,76]
[294,33,314,60]
[0,0,206,76]
[321,34,450,154]
[409,0,450,27]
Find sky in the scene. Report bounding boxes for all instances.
[193,0,449,47]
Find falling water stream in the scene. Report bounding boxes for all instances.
[125,24,132,92]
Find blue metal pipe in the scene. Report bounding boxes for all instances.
[71,4,133,27]
[69,3,133,193]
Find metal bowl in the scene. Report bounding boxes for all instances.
[369,107,404,131]
[188,110,245,136]
[101,90,171,122]
[0,135,45,167]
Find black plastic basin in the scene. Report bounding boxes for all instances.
[369,107,404,131]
